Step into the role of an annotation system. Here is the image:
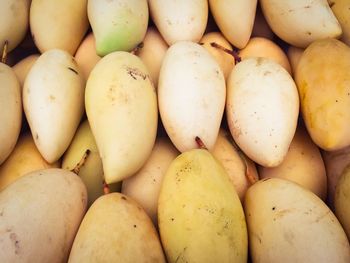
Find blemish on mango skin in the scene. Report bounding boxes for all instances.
[9,232,20,255]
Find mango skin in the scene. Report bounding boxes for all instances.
[335,165,350,239]
[158,149,247,263]
[295,38,350,151]
[68,193,165,263]
[245,178,350,263]
[0,168,87,263]
[0,133,60,191]
[88,0,148,56]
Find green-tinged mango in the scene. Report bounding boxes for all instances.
[85,52,157,184]
[0,168,87,263]
[295,38,350,151]
[62,120,121,207]
[158,148,247,263]
[88,0,148,56]
[68,193,165,263]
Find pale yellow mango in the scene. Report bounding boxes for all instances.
[122,137,178,225]
[136,27,168,87]
[0,168,87,263]
[74,33,101,81]
[23,49,85,163]
[68,193,165,263]
[329,0,350,46]
[149,0,208,45]
[200,32,235,80]
[13,54,39,88]
[259,125,327,200]
[62,120,121,207]
[158,149,247,263]
[0,133,59,191]
[30,0,89,54]
[212,129,259,201]
[239,37,291,74]
[260,0,342,48]
[86,52,157,184]
[0,0,30,52]
[245,178,350,263]
[209,0,257,48]
[0,63,21,165]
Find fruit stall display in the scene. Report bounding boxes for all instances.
[1,0,350,262]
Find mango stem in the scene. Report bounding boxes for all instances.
[1,40,8,64]
[131,42,144,55]
[103,181,110,195]
[71,149,91,175]
[210,42,241,64]
[195,136,208,150]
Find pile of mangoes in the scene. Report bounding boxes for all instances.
[1,0,350,262]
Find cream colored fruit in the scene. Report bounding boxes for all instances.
[62,120,121,207]
[158,149,247,263]
[159,41,225,152]
[226,58,299,167]
[13,54,39,88]
[260,0,342,48]
[0,63,21,165]
[0,133,59,191]
[335,165,350,239]
[295,38,350,151]
[209,0,257,49]
[86,52,157,184]
[251,6,274,40]
[23,49,85,163]
[323,146,350,209]
[30,0,89,55]
[329,0,350,46]
[149,0,208,45]
[212,129,259,201]
[245,178,350,263]
[259,125,327,200]
[68,193,165,263]
[0,0,30,52]
[239,37,291,74]
[122,137,178,225]
[0,168,87,263]
[136,27,168,87]
[200,32,235,80]
[88,0,148,56]
[75,33,101,81]
[287,46,304,76]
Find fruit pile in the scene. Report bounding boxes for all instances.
[1,0,350,262]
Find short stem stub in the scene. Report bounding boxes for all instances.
[1,40,8,64]
[103,181,110,195]
[195,136,208,150]
[71,149,91,175]
[131,42,144,55]
[210,42,241,64]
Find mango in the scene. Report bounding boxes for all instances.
[68,193,165,263]
[295,38,350,151]
[158,148,247,263]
